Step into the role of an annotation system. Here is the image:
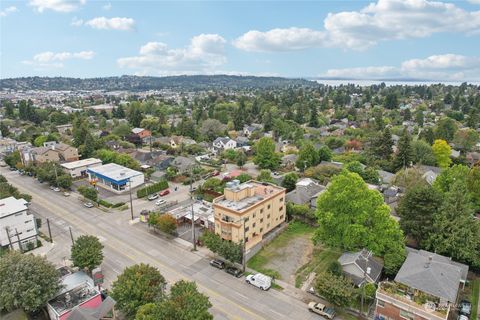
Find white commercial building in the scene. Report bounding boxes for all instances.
[87,163,144,193]
[61,158,103,178]
[0,197,38,250]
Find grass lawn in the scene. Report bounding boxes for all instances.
[247,221,315,280]
[471,279,479,320]
[295,245,342,288]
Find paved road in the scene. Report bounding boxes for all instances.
[2,168,318,320]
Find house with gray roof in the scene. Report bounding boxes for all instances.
[375,249,468,320]
[338,249,383,287]
[286,178,325,208]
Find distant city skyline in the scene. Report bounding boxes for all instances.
[1,0,480,81]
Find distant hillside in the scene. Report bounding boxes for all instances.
[0,75,316,91]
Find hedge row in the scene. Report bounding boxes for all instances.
[137,180,169,198]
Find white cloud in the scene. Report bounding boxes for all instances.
[468,0,480,4]
[0,6,18,17]
[23,50,95,69]
[322,54,480,81]
[83,17,135,31]
[117,34,227,75]
[233,27,326,52]
[71,17,83,26]
[29,0,85,13]
[234,0,480,51]
[102,3,111,10]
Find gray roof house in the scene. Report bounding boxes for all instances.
[338,249,383,287]
[286,178,325,208]
[171,156,197,173]
[394,249,468,303]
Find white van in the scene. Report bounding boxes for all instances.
[245,273,271,290]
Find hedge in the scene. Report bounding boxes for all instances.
[112,202,126,208]
[137,180,169,198]
[98,199,113,208]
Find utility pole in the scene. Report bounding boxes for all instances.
[361,250,372,317]
[5,227,13,250]
[54,165,58,185]
[69,226,74,245]
[129,179,134,220]
[15,228,22,253]
[47,218,53,242]
[190,167,196,251]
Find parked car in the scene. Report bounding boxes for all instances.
[457,315,469,320]
[147,193,159,201]
[459,300,472,316]
[63,192,70,197]
[225,266,243,277]
[53,187,60,192]
[209,259,225,269]
[245,273,271,290]
[49,185,55,190]
[159,189,170,196]
[211,170,220,176]
[84,202,94,208]
[155,199,166,206]
[308,302,336,319]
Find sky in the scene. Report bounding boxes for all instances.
[0,0,479,81]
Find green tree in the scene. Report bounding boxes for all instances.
[237,173,252,183]
[426,182,480,268]
[78,186,98,202]
[327,261,343,277]
[434,117,457,142]
[128,107,144,128]
[467,165,480,210]
[156,214,177,235]
[33,135,48,147]
[315,171,406,274]
[257,169,273,183]
[309,104,319,127]
[453,128,479,152]
[111,264,167,318]
[56,174,72,189]
[4,150,21,168]
[314,272,355,307]
[432,139,452,169]
[0,251,61,312]
[157,280,213,320]
[236,149,247,168]
[397,185,442,247]
[384,92,398,109]
[393,128,414,171]
[412,139,436,166]
[296,141,319,171]
[201,231,242,263]
[253,137,280,170]
[318,146,332,162]
[71,235,104,272]
[281,172,299,192]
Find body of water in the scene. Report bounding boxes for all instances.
[312,79,480,87]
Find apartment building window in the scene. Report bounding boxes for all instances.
[253,223,256,228]
[377,300,385,308]
[260,228,263,232]
[279,198,283,202]
[280,215,284,220]
[25,221,31,224]
[400,310,414,320]
[253,213,256,218]
[244,217,249,222]
[267,204,271,209]
[267,214,270,219]
[245,227,249,232]
[267,223,270,228]
[260,209,264,213]
[245,237,249,243]
[279,206,283,211]
[260,218,263,223]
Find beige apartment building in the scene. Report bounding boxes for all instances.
[213,180,286,251]
[21,142,79,165]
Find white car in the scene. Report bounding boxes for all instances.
[63,192,70,197]
[84,202,94,208]
[155,199,166,206]
[53,187,60,192]
[245,273,271,290]
[147,193,159,201]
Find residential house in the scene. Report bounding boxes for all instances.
[170,156,197,173]
[0,137,19,155]
[338,249,383,286]
[286,178,326,208]
[56,124,73,135]
[375,249,468,320]
[213,180,286,251]
[235,136,250,148]
[170,136,196,149]
[281,154,298,168]
[243,124,262,138]
[419,165,441,185]
[213,137,237,152]
[148,155,174,171]
[0,197,38,251]
[53,142,80,162]
[131,128,152,144]
[466,152,480,166]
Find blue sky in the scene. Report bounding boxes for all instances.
[1,0,479,80]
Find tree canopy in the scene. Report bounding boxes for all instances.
[71,235,104,272]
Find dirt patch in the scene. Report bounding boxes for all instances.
[263,233,314,284]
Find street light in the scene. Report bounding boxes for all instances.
[128,178,134,220]
[190,167,197,251]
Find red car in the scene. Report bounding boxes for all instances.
[211,170,220,176]
[159,189,170,196]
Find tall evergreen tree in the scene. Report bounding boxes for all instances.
[393,128,414,171]
[309,103,319,127]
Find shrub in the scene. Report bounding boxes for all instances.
[136,180,169,198]
[77,186,98,201]
[156,215,177,235]
[98,199,113,208]
[112,202,126,208]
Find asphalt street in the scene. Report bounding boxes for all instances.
[2,167,319,320]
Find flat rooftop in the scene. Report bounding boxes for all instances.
[87,163,143,182]
[61,158,102,170]
[168,201,214,223]
[214,181,284,212]
[0,196,28,218]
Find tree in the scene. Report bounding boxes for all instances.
[426,182,480,268]
[111,264,167,318]
[434,117,457,142]
[237,173,252,183]
[128,107,144,127]
[199,119,226,141]
[384,92,398,109]
[201,231,242,263]
[236,149,247,168]
[393,128,414,171]
[157,280,213,320]
[281,172,299,192]
[314,272,355,307]
[4,150,21,168]
[467,165,480,211]
[156,214,177,235]
[318,146,332,162]
[78,186,98,202]
[315,171,406,274]
[327,261,343,277]
[0,251,61,312]
[309,104,319,127]
[412,139,436,166]
[56,174,72,189]
[397,185,442,247]
[257,169,273,183]
[296,141,319,171]
[453,128,479,152]
[71,235,104,272]
[33,135,48,147]
[253,137,280,170]
[432,139,452,169]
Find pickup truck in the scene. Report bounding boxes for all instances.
[308,302,336,319]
